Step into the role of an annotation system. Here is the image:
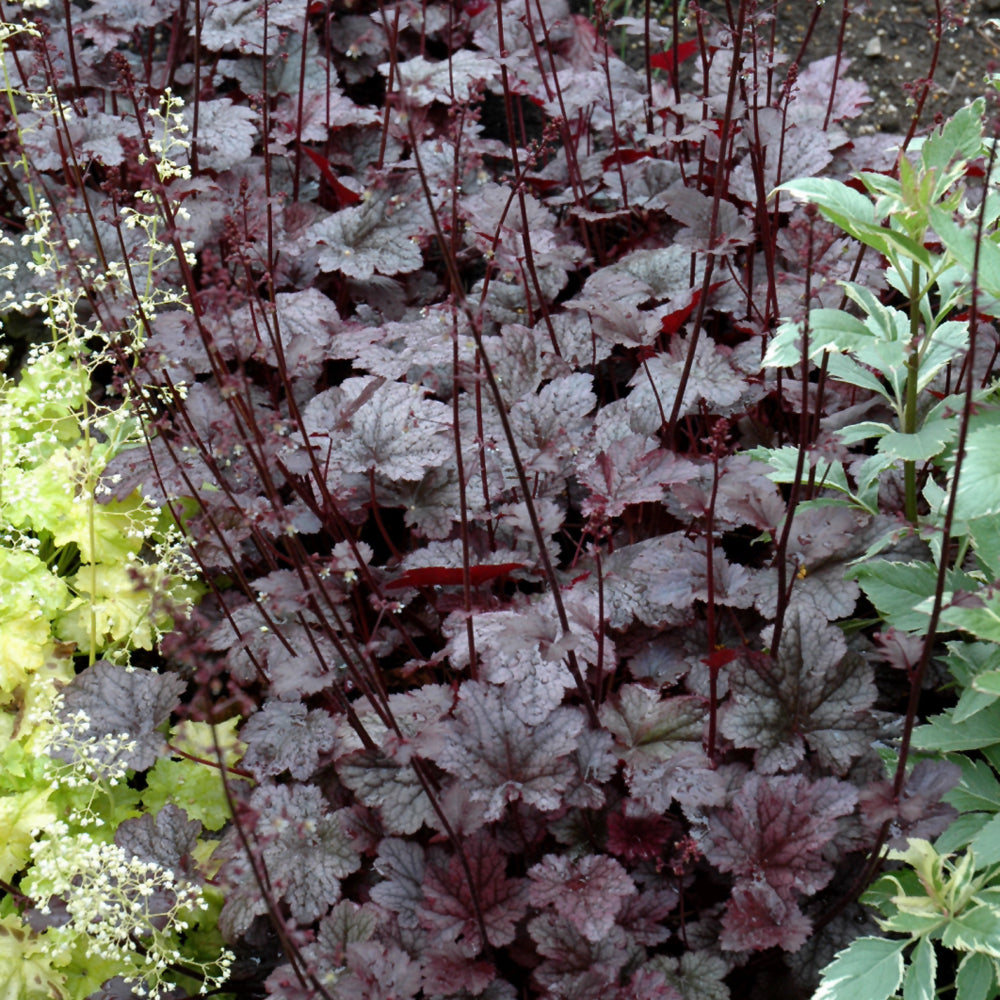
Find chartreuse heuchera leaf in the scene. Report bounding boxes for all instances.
[0,75,228,997]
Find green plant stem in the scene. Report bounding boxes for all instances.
[903,259,921,525]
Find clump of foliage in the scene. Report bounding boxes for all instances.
[0,0,996,998]
[0,19,233,998]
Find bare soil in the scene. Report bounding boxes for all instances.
[782,0,1000,134]
[668,1,999,133]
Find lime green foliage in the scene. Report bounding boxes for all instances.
[0,24,231,997]
[0,342,233,996]
[144,719,249,833]
[753,94,1000,1000]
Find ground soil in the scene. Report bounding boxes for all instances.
[678,1,1000,134]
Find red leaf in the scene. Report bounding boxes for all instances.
[701,647,739,671]
[386,563,527,590]
[659,282,723,336]
[650,39,701,73]
[300,145,362,206]
[601,148,651,172]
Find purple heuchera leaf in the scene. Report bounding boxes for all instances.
[115,803,201,877]
[54,660,186,771]
[334,942,421,1000]
[618,965,684,1000]
[420,942,497,997]
[199,0,304,54]
[337,747,438,835]
[653,951,730,1000]
[699,773,857,951]
[528,853,636,942]
[600,685,705,764]
[419,831,528,951]
[721,606,877,774]
[626,335,748,428]
[528,913,631,997]
[702,772,857,895]
[240,700,338,780]
[183,97,257,171]
[219,782,361,937]
[720,881,813,953]
[859,759,961,848]
[437,681,584,821]
[370,838,426,931]
[306,194,427,279]
[793,56,871,124]
[627,748,727,815]
[577,435,698,518]
[384,50,500,105]
[209,602,346,699]
[303,376,453,481]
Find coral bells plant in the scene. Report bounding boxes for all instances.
[1,0,997,998]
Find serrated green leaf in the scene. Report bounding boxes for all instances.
[931,206,1000,304]
[921,101,984,175]
[969,515,1000,580]
[836,421,894,446]
[941,904,1000,957]
[936,813,992,856]
[955,951,997,1000]
[0,787,56,882]
[813,937,907,1000]
[847,561,944,633]
[878,421,956,461]
[0,915,67,1000]
[761,310,874,368]
[903,937,936,1000]
[953,423,1000,521]
[825,352,894,397]
[973,671,1000,696]
[954,678,1000,724]
[913,701,1000,752]
[947,757,1000,813]
[970,812,1000,866]
[748,444,851,494]
[939,592,1000,644]
[143,754,241,831]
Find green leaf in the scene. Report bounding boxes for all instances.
[836,421,894,446]
[931,206,1000,304]
[953,423,1000,521]
[950,643,1000,723]
[0,916,67,1000]
[969,515,1000,579]
[946,757,1000,813]
[941,904,1000,958]
[938,591,1000,644]
[761,310,873,368]
[848,560,973,633]
[748,445,852,494]
[973,672,1000,697]
[878,421,956,461]
[826,352,894,398]
[903,937,936,1000]
[970,812,1000,866]
[935,812,993,856]
[0,787,57,881]
[955,951,997,1000]
[813,936,907,1000]
[143,755,234,831]
[913,701,1000,752]
[921,100,984,175]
